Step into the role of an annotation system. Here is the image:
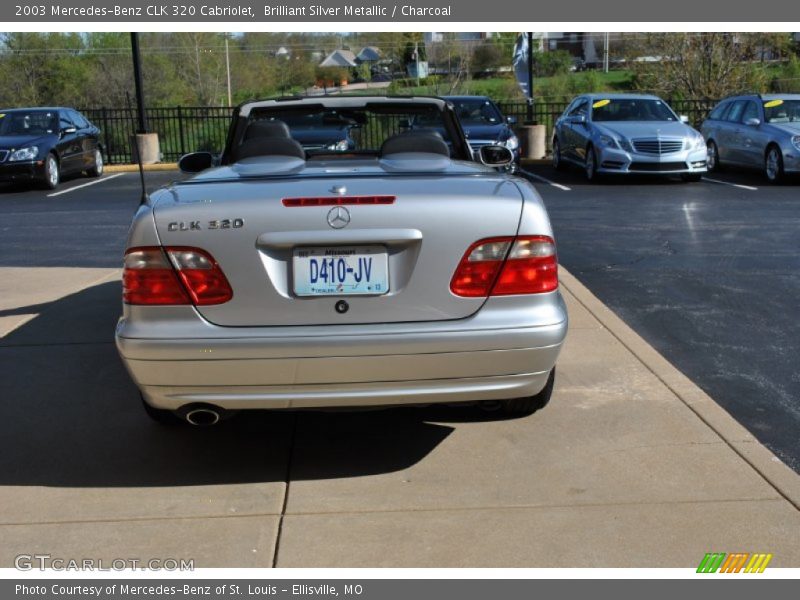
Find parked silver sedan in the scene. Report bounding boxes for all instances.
[552,94,708,181]
[115,96,568,426]
[701,94,800,183]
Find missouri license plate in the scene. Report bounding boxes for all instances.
[292,245,389,296]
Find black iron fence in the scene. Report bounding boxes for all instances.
[81,106,234,164]
[83,99,721,164]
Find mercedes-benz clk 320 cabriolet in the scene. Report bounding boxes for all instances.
[115,96,568,426]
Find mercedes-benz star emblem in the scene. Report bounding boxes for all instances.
[327,206,351,229]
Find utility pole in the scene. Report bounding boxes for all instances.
[130,32,148,133]
[604,32,610,73]
[414,41,420,86]
[225,33,232,107]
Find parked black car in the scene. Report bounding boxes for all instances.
[442,96,520,171]
[0,107,103,189]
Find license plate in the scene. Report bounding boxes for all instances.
[292,245,389,296]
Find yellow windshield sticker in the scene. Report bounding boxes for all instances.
[763,99,784,108]
[0,114,5,118]
[592,99,611,108]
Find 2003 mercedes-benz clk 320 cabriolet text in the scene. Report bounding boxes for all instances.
[115,96,568,426]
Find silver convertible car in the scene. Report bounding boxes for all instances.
[701,94,800,183]
[115,96,568,426]
[552,94,708,181]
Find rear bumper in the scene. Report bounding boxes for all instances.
[116,293,568,410]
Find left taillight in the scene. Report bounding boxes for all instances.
[123,247,232,306]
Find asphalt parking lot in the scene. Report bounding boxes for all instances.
[1,168,799,567]
[521,163,800,473]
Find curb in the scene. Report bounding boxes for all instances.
[559,267,800,511]
[105,163,179,173]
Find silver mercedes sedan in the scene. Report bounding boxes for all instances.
[552,94,708,181]
[115,96,568,426]
[701,94,800,183]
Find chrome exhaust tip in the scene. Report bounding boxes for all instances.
[183,406,222,426]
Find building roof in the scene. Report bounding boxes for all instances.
[319,49,357,68]
[356,46,381,62]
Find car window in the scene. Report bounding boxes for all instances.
[0,110,58,135]
[449,99,502,125]
[69,110,89,129]
[708,102,730,121]
[568,99,588,117]
[591,98,677,122]
[740,101,759,123]
[724,101,746,123]
[763,99,800,123]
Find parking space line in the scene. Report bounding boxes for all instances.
[701,176,758,191]
[47,173,125,197]
[520,169,572,191]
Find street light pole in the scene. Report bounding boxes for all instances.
[130,32,148,134]
[526,32,534,123]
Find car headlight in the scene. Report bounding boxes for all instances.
[598,135,619,149]
[687,135,705,150]
[618,138,633,152]
[501,135,519,151]
[792,135,800,151]
[325,140,350,152]
[8,146,39,161]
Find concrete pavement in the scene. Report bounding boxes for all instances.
[0,266,798,567]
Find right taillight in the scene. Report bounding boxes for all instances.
[123,247,232,306]
[450,235,558,297]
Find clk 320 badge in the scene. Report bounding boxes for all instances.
[168,219,244,232]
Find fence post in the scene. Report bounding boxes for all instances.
[101,107,112,165]
[177,106,186,158]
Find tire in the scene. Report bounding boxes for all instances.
[765,145,784,184]
[681,173,702,183]
[584,144,599,182]
[706,140,720,172]
[140,394,182,426]
[500,368,556,417]
[87,148,104,178]
[552,138,566,171]
[41,153,60,190]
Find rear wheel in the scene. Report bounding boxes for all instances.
[500,368,555,417]
[765,145,784,184]
[41,153,59,190]
[706,140,720,172]
[87,148,104,178]
[552,138,566,171]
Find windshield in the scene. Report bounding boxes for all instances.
[249,104,453,154]
[448,99,502,125]
[763,99,800,123]
[591,99,678,122]
[0,110,58,136]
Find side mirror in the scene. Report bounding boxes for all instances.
[680,115,690,124]
[478,145,513,168]
[178,151,215,174]
[506,115,518,125]
[744,117,761,127]
[568,114,586,125]
[61,126,77,135]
